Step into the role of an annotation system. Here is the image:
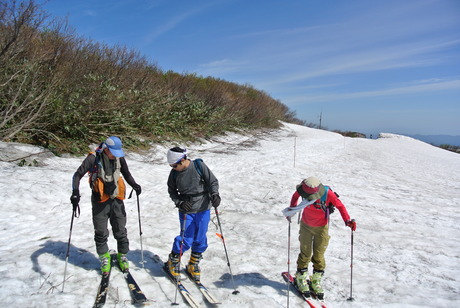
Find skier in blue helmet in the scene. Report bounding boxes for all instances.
[70,136,142,275]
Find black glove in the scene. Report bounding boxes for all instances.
[70,189,80,211]
[211,194,221,208]
[133,184,142,196]
[328,204,335,214]
[178,201,192,212]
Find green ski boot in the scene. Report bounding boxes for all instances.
[99,252,111,275]
[310,270,325,300]
[117,252,129,272]
[294,269,310,296]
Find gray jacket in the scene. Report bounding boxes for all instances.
[167,159,219,213]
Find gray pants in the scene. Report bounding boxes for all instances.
[92,196,129,255]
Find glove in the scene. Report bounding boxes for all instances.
[70,189,80,211]
[346,219,357,231]
[133,184,142,196]
[328,204,335,214]
[178,201,192,212]
[211,194,221,208]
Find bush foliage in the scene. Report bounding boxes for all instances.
[0,0,304,154]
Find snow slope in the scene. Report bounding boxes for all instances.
[0,122,459,308]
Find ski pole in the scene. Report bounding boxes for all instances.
[173,212,187,305]
[136,193,145,267]
[347,226,355,301]
[215,208,239,295]
[287,220,291,308]
[62,206,79,292]
[129,189,144,267]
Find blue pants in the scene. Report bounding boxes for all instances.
[172,210,210,254]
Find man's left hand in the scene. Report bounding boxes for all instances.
[133,184,142,196]
[211,194,221,208]
[346,219,357,231]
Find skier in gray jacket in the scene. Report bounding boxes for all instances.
[165,147,220,281]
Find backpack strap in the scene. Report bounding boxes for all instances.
[88,151,101,189]
[320,186,329,203]
[312,186,329,210]
[317,186,333,217]
[193,158,204,178]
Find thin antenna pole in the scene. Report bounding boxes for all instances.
[293,137,297,168]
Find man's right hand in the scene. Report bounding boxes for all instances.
[178,201,192,212]
[70,189,80,210]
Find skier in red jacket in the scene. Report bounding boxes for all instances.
[290,176,356,300]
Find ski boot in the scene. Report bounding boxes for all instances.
[310,270,325,300]
[186,252,202,282]
[117,252,129,272]
[294,268,311,296]
[166,252,181,280]
[99,251,111,276]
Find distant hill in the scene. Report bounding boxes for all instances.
[408,134,460,146]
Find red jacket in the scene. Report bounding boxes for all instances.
[290,188,351,227]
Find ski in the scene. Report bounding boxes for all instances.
[185,270,221,305]
[163,263,203,308]
[112,253,148,305]
[308,281,328,308]
[92,266,113,307]
[312,295,328,308]
[281,272,318,308]
[121,271,148,304]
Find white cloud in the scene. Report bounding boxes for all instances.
[287,79,460,105]
[83,10,97,17]
[142,4,212,44]
[198,59,247,75]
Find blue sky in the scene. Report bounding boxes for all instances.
[43,0,460,136]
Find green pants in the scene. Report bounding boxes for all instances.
[297,221,330,272]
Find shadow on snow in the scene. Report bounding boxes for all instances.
[31,240,288,298]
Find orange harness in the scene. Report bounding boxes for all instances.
[88,151,126,202]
